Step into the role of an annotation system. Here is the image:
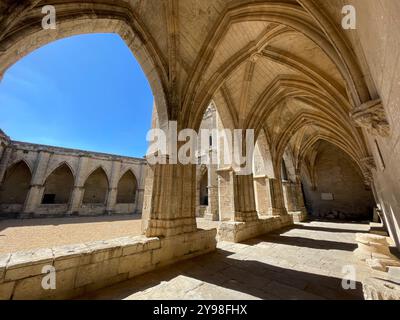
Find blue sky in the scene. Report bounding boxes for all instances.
[0,33,153,158]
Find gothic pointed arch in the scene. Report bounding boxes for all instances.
[42,163,74,204]
[116,170,138,204]
[0,160,32,204]
[83,167,109,204]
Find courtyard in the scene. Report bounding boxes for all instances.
[0,216,218,254]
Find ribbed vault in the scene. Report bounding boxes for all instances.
[0,0,377,185]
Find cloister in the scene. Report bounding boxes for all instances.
[0,134,146,217]
[0,0,400,300]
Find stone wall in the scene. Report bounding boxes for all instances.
[302,142,375,220]
[317,0,400,251]
[218,215,293,243]
[0,229,217,300]
[0,136,146,217]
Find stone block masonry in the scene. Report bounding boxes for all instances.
[0,229,217,300]
[218,215,293,243]
[0,138,147,218]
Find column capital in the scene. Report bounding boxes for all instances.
[350,98,390,137]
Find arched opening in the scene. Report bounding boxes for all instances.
[193,102,220,221]
[83,168,109,205]
[0,31,158,220]
[199,169,209,207]
[0,161,32,208]
[301,141,375,221]
[42,164,74,205]
[281,160,289,182]
[117,170,137,204]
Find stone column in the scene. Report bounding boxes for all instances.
[106,160,121,214]
[282,181,297,212]
[217,167,259,223]
[253,175,271,217]
[142,159,198,238]
[294,181,307,213]
[217,167,295,242]
[68,156,88,214]
[204,163,219,221]
[268,178,288,216]
[0,146,12,185]
[23,151,51,214]
[135,163,146,215]
[283,175,307,222]
[135,188,144,214]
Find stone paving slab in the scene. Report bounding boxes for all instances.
[79,221,386,300]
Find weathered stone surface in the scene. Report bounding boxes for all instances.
[388,267,400,284]
[355,233,400,273]
[218,216,293,243]
[1,228,216,299]
[363,277,400,300]
[0,140,146,218]
[86,239,123,263]
[80,221,374,300]
[1,0,400,301]
[351,99,390,137]
[118,251,152,275]
[0,281,14,300]
[13,268,78,300]
[5,248,54,281]
[53,243,91,270]
[0,253,11,283]
[75,258,120,288]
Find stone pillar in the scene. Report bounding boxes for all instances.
[142,160,198,238]
[294,181,307,213]
[253,175,271,217]
[284,175,308,222]
[282,181,296,212]
[106,160,121,214]
[0,146,12,185]
[204,163,219,221]
[68,156,88,214]
[23,151,51,214]
[135,188,144,214]
[218,168,293,242]
[138,156,216,267]
[268,178,287,216]
[217,167,258,222]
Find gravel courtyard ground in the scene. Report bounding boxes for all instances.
[0,215,219,254]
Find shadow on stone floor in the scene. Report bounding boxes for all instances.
[293,224,370,234]
[247,234,358,252]
[79,248,364,300]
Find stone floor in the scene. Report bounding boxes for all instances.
[79,220,381,300]
[0,215,218,254]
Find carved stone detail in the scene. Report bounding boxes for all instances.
[351,99,390,137]
[361,156,377,171]
[361,156,376,187]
